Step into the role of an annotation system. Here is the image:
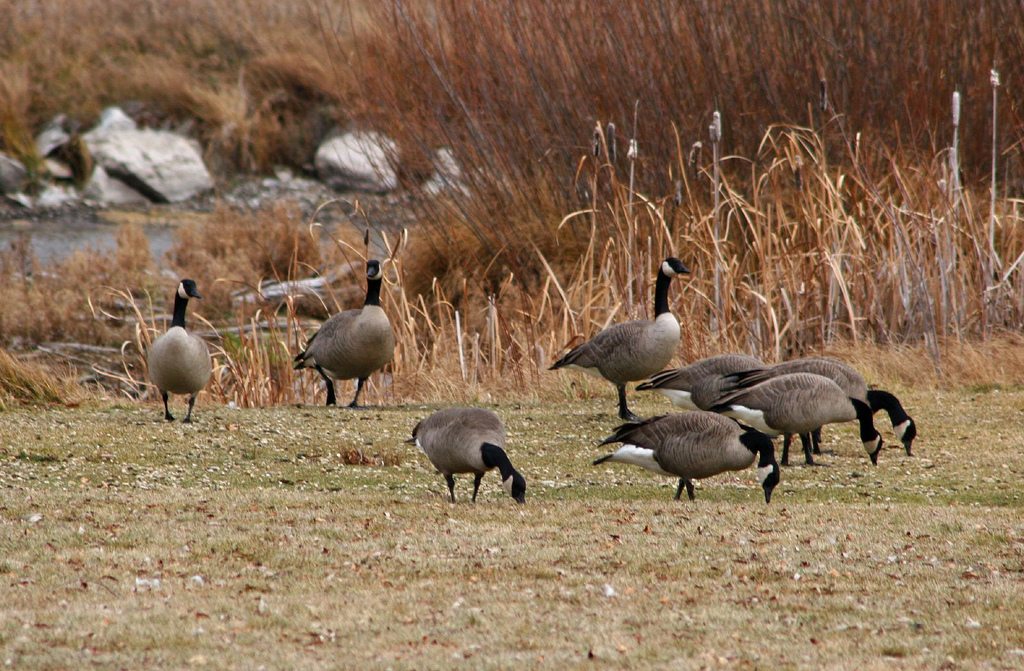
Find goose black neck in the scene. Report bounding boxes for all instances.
[480,442,516,480]
[851,398,879,442]
[866,389,909,424]
[740,429,775,467]
[653,270,673,316]
[364,277,382,306]
[171,293,190,328]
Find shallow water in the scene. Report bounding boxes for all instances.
[0,214,176,264]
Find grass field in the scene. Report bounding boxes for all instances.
[2,386,1023,669]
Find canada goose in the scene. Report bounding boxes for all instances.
[593,412,780,503]
[730,357,917,460]
[407,408,526,504]
[636,353,764,410]
[147,279,211,423]
[549,257,691,420]
[709,372,884,465]
[294,260,395,408]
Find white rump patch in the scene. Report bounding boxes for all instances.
[658,389,697,410]
[756,464,774,485]
[415,437,427,454]
[892,420,910,440]
[605,445,673,477]
[502,475,514,496]
[863,438,881,454]
[177,282,188,299]
[722,406,776,435]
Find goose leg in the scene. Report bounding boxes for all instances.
[812,427,823,454]
[800,433,815,465]
[183,393,197,424]
[674,479,685,500]
[314,365,336,406]
[161,391,174,422]
[781,434,792,466]
[347,378,366,409]
[445,474,456,503]
[684,479,695,501]
[617,385,641,421]
[472,473,484,502]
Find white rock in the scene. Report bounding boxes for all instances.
[602,583,617,598]
[315,130,398,193]
[423,147,468,195]
[36,115,70,157]
[44,158,73,180]
[92,106,138,134]
[0,153,27,194]
[35,184,79,209]
[83,165,149,205]
[84,128,213,202]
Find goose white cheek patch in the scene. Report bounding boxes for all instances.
[756,465,773,485]
[892,420,910,440]
[863,439,880,454]
[177,283,188,299]
[502,476,514,496]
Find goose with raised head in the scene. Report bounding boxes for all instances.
[709,372,884,465]
[729,357,916,460]
[147,279,211,423]
[636,353,764,410]
[294,260,395,408]
[549,257,690,420]
[593,411,780,503]
[407,408,526,504]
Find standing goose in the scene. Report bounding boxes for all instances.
[729,357,917,459]
[294,260,395,408]
[709,372,884,465]
[636,353,764,410]
[147,278,212,423]
[593,412,780,503]
[549,257,690,420]
[407,408,526,504]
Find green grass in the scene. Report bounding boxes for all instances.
[1,388,1023,669]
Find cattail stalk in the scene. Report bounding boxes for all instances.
[950,91,961,202]
[989,69,1001,272]
[710,110,723,332]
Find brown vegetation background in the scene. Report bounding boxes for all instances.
[2,0,1024,406]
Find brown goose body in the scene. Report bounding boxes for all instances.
[637,353,764,410]
[294,260,395,407]
[409,408,526,503]
[593,411,779,502]
[550,257,690,420]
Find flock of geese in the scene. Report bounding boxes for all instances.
[146,257,916,506]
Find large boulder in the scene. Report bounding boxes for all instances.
[83,107,212,203]
[423,147,468,196]
[0,152,27,194]
[314,131,398,193]
[83,165,149,206]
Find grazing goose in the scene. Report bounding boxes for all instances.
[709,372,884,465]
[549,257,690,420]
[407,408,526,504]
[147,279,211,423]
[593,412,780,503]
[730,357,917,459]
[636,353,764,410]
[294,260,395,408]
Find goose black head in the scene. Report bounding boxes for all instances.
[177,279,202,300]
[503,470,527,504]
[661,257,691,277]
[366,260,383,281]
[739,426,779,504]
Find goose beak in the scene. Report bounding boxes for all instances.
[869,441,882,465]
